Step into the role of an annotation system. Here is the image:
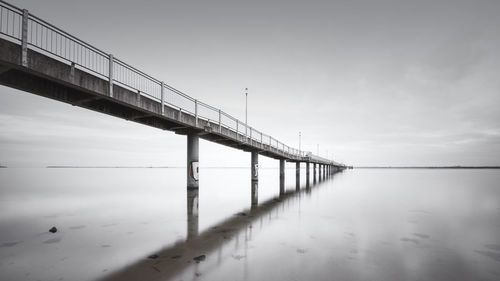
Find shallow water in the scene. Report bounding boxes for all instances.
[1,168,499,281]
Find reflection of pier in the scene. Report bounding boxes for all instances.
[100,170,341,281]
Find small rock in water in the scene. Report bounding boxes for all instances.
[296,248,307,254]
[236,212,247,216]
[148,254,159,259]
[193,255,206,263]
[49,227,58,233]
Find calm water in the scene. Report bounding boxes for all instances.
[1,168,499,281]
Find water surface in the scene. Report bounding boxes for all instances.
[1,168,499,281]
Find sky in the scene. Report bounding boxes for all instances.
[1,0,499,167]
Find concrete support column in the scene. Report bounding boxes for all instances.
[279,159,285,195]
[323,165,326,179]
[251,152,259,206]
[187,134,199,189]
[296,162,300,191]
[318,164,322,179]
[313,163,317,183]
[306,162,310,189]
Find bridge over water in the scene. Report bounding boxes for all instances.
[0,1,346,198]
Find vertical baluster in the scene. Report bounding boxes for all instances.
[21,9,28,67]
[108,54,113,97]
[218,110,221,133]
[161,81,165,115]
[195,100,198,127]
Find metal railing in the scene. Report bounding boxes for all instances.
[0,0,341,164]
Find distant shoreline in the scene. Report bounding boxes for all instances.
[45,166,304,169]
[46,166,179,169]
[46,166,251,169]
[355,166,500,169]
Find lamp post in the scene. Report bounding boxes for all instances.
[245,88,248,137]
[299,131,301,155]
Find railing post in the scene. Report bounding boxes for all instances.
[21,9,28,67]
[236,120,239,141]
[218,109,221,133]
[108,54,113,97]
[195,100,198,127]
[160,82,165,115]
[249,127,252,144]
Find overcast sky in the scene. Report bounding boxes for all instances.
[1,0,499,167]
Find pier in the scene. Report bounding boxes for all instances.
[0,0,346,196]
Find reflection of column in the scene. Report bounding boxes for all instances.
[251,152,258,206]
[279,159,285,195]
[187,188,199,239]
[296,162,300,191]
[251,180,258,207]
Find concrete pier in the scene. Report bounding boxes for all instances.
[251,152,258,205]
[251,152,258,182]
[306,162,310,184]
[318,164,322,180]
[296,162,300,190]
[187,134,199,189]
[0,0,348,197]
[313,163,317,183]
[279,159,285,195]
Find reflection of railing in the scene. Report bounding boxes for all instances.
[0,0,341,164]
